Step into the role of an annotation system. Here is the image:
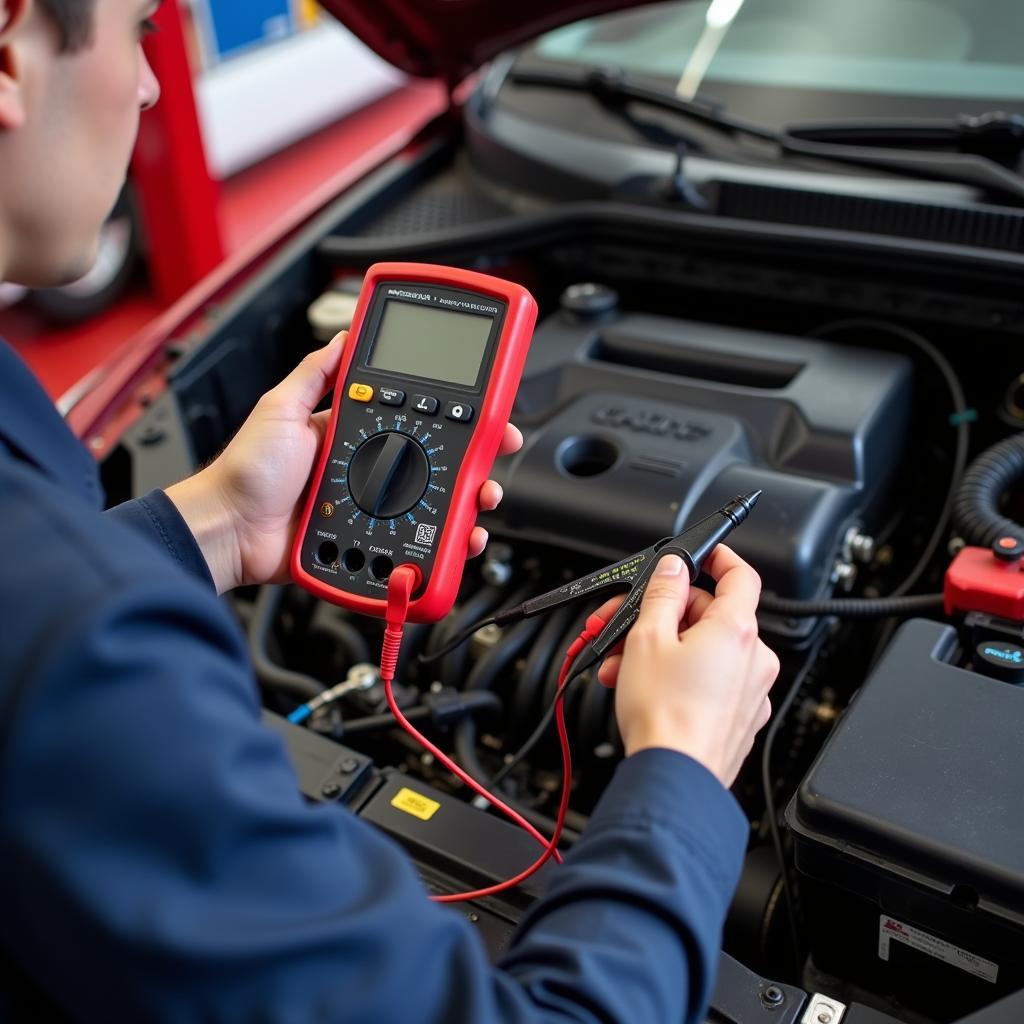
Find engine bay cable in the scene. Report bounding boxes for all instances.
[758,592,943,618]
[952,431,1024,547]
[492,658,595,788]
[250,586,323,702]
[420,616,498,665]
[376,564,575,902]
[810,318,970,599]
[760,642,823,974]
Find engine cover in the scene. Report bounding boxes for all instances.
[488,306,911,598]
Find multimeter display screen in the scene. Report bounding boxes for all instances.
[368,300,493,387]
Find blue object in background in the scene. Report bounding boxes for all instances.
[203,0,296,62]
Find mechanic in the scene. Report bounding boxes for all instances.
[0,1,779,1021]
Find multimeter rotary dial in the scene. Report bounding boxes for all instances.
[347,430,431,519]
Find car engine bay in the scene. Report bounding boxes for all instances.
[99,136,1024,1024]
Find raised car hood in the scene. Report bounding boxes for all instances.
[320,0,660,85]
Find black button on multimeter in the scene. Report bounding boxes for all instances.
[412,395,439,414]
[379,388,406,407]
[445,402,474,423]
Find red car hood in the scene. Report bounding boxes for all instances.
[320,0,661,86]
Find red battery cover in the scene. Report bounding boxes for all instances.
[944,544,1024,620]
[290,262,537,623]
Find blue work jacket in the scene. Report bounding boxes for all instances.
[0,340,747,1023]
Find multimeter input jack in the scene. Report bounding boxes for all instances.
[370,555,394,581]
[342,548,366,573]
[316,541,340,567]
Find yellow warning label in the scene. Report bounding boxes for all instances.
[391,787,441,821]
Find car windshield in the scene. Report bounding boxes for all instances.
[533,0,1024,112]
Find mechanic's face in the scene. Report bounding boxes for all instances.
[0,0,160,287]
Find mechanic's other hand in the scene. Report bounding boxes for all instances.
[596,545,779,789]
[167,333,523,592]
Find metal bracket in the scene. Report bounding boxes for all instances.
[800,994,846,1024]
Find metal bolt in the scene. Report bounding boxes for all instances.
[473,623,503,649]
[761,985,785,1008]
[346,663,380,691]
[801,992,846,1024]
[320,781,342,800]
[468,913,480,923]
[339,758,360,774]
[847,529,875,564]
[832,560,857,592]
[481,543,514,586]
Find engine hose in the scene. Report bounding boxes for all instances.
[451,611,587,840]
[576,672,614,756]
[343,691,501,736]
[308,612,371,670]
[463,611,545,698]
[433,584,510,686]
[535,606,598,757]
[758,592,943,618]
[453,717,587,842]
[249,587,322,701]
[511,604,577,737]
[952,432,1024,548]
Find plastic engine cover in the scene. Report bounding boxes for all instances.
[486,311,911,599]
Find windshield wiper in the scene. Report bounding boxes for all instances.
[508,65,1024,204]
[787,112,1024,166]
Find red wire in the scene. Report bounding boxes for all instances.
[380,567,579,903]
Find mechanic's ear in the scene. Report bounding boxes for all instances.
[0,0,31,130]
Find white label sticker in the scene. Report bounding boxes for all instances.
[878,915,998,984]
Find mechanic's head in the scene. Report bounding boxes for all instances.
[0,0,160,287]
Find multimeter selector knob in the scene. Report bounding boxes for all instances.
[348,431,430,519]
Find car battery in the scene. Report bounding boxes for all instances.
[787,619,1024,1022]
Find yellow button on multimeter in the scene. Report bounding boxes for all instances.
[348,383,374,402]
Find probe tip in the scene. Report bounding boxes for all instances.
[722,490,761,525]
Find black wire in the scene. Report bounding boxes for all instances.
[758,592,943,618]
[809,318,970,597]
[492,657,594,787]
[453,716,587,841]
[342,691,502,736]
[512,605,578,732]
[418,615,496,665]
[760,644,823,975]
[424,583,508,684]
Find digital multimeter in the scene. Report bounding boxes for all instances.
[291,263,537,623]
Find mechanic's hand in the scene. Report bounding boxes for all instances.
[594,545,779,788]
[166,332,523,593]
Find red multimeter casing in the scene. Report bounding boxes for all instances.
[290,263,537,623]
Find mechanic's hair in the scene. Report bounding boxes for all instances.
[38,0,96,52]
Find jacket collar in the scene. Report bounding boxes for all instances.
[0,340,103,506]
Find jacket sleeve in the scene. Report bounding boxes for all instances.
[1,557,746,1024]
[105,489,216,588]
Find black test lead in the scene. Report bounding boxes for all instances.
[422,490,762,666]
[482,491,762,787]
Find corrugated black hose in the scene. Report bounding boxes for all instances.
[952,432,1024,548]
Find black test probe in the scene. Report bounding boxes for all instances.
[425,491,761,667]
[423,492,761,780]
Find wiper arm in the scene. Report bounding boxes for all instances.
[786,112,1024,167]
[510,65,776,144]
[508,65,1024,204]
